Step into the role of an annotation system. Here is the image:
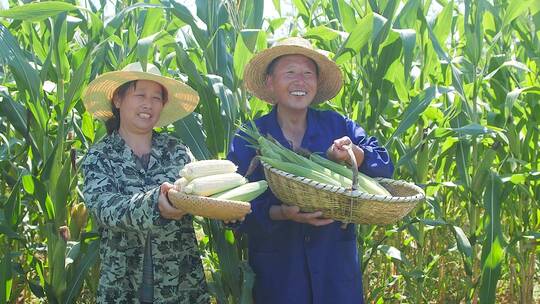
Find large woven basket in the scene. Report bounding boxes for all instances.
[261,160,425,225]
[168,189,251,221]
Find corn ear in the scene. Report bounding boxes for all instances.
[259,137,352,187]
[211,181,268,202]
[184,172,247,196]
[180,159,237,180]
[174,177,189,192]
[310,153,390,196]
[259,156,342,187]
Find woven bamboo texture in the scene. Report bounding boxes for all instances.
[168,189,251,221]
[261,161,425,225]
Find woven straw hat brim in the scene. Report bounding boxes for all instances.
[83,71,199,127]
[243,45,343,104]
[168,189,251,221]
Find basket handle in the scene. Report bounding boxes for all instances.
[345,145,359,191]
[341,145,358,229]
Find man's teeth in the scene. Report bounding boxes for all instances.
[139,113,150,119]
[290,91,307,96]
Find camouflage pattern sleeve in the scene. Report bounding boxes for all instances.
[82,148,162,232]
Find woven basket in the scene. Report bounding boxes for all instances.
[168,189,251,221]
[261,160,425,225]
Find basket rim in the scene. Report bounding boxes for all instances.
[261,160,425,204]
[168,189,252,207]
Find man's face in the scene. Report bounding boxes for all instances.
[265,54,318,110]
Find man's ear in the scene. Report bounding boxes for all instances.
[265,74,273,91]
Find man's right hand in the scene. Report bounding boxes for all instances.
[271,205,334,226]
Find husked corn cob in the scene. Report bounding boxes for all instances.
[174,177,189,191]
[309,153,391,196]
[184,172,247,196]
[180,160,237,180]
[211,181,268,202]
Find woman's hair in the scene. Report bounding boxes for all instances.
[105,80,169,134]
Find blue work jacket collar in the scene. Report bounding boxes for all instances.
[261,106,321,150]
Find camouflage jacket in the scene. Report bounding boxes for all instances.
[82,131,209,304]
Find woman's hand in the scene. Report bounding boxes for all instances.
[158,182,187,220]
[270,205,334,226]
[326,136,364,167]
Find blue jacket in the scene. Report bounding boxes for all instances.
[227,106,394,304]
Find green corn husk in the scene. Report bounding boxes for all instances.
[309,153,391,196]
[259,156,343,187]
[211,181,268,202]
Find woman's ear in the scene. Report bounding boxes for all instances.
[112,95,121,109]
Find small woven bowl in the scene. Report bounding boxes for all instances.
[168,189,251,221]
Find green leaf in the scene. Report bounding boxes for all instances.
[451,123,498,136]
[336,13,380,64]
[378,245,410,266]
[455,139,471,188]
[233,31,255,81]
[104,3,163,33]
[393,29,415,82]
[0,225,21,239]
[81,111,95,143]
[433,0,454,46]
[64,47,94,115]
[334,0,357,32]
[0,1,77,21]
[480,172,504,303]
[0,252,13,303]
[389,86,452,142]
[504,86,540,118]
[451,225,473,267]
[502,0,540,27]
[170,1,208,47]
[0,92,28,137]
[243,0,264,29]
[64,239,99,303]
[140,1,164,38]
[172,113,212,160]
[0,25,41,103]
[292,0,309,18]
[394,0,420,29]
[136,32,162,67]
[272,0,281,15]
[305,25,343,41]
[3,179,22,228]
[207,74,238,147]
[483,60,530,80]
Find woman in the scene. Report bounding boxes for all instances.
[228,37,394,303]
[82,62,209,303]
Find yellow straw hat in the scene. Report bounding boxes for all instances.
[83,62,199,127]
[243,37,343,104]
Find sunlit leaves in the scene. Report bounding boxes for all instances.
[0,1,77,22]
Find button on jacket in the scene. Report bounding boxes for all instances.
[82,131,209,304]
[228,107,394,304]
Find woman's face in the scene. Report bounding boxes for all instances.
[265,54,318,111]
[114,80,165,135]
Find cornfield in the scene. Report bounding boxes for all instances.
[0,0,539,303]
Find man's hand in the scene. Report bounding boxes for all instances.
[158,182,187,220]
[326,136,364,167]
[271,205,334,226]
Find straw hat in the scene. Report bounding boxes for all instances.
[243,37,343,104]
[83,62,199,127]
